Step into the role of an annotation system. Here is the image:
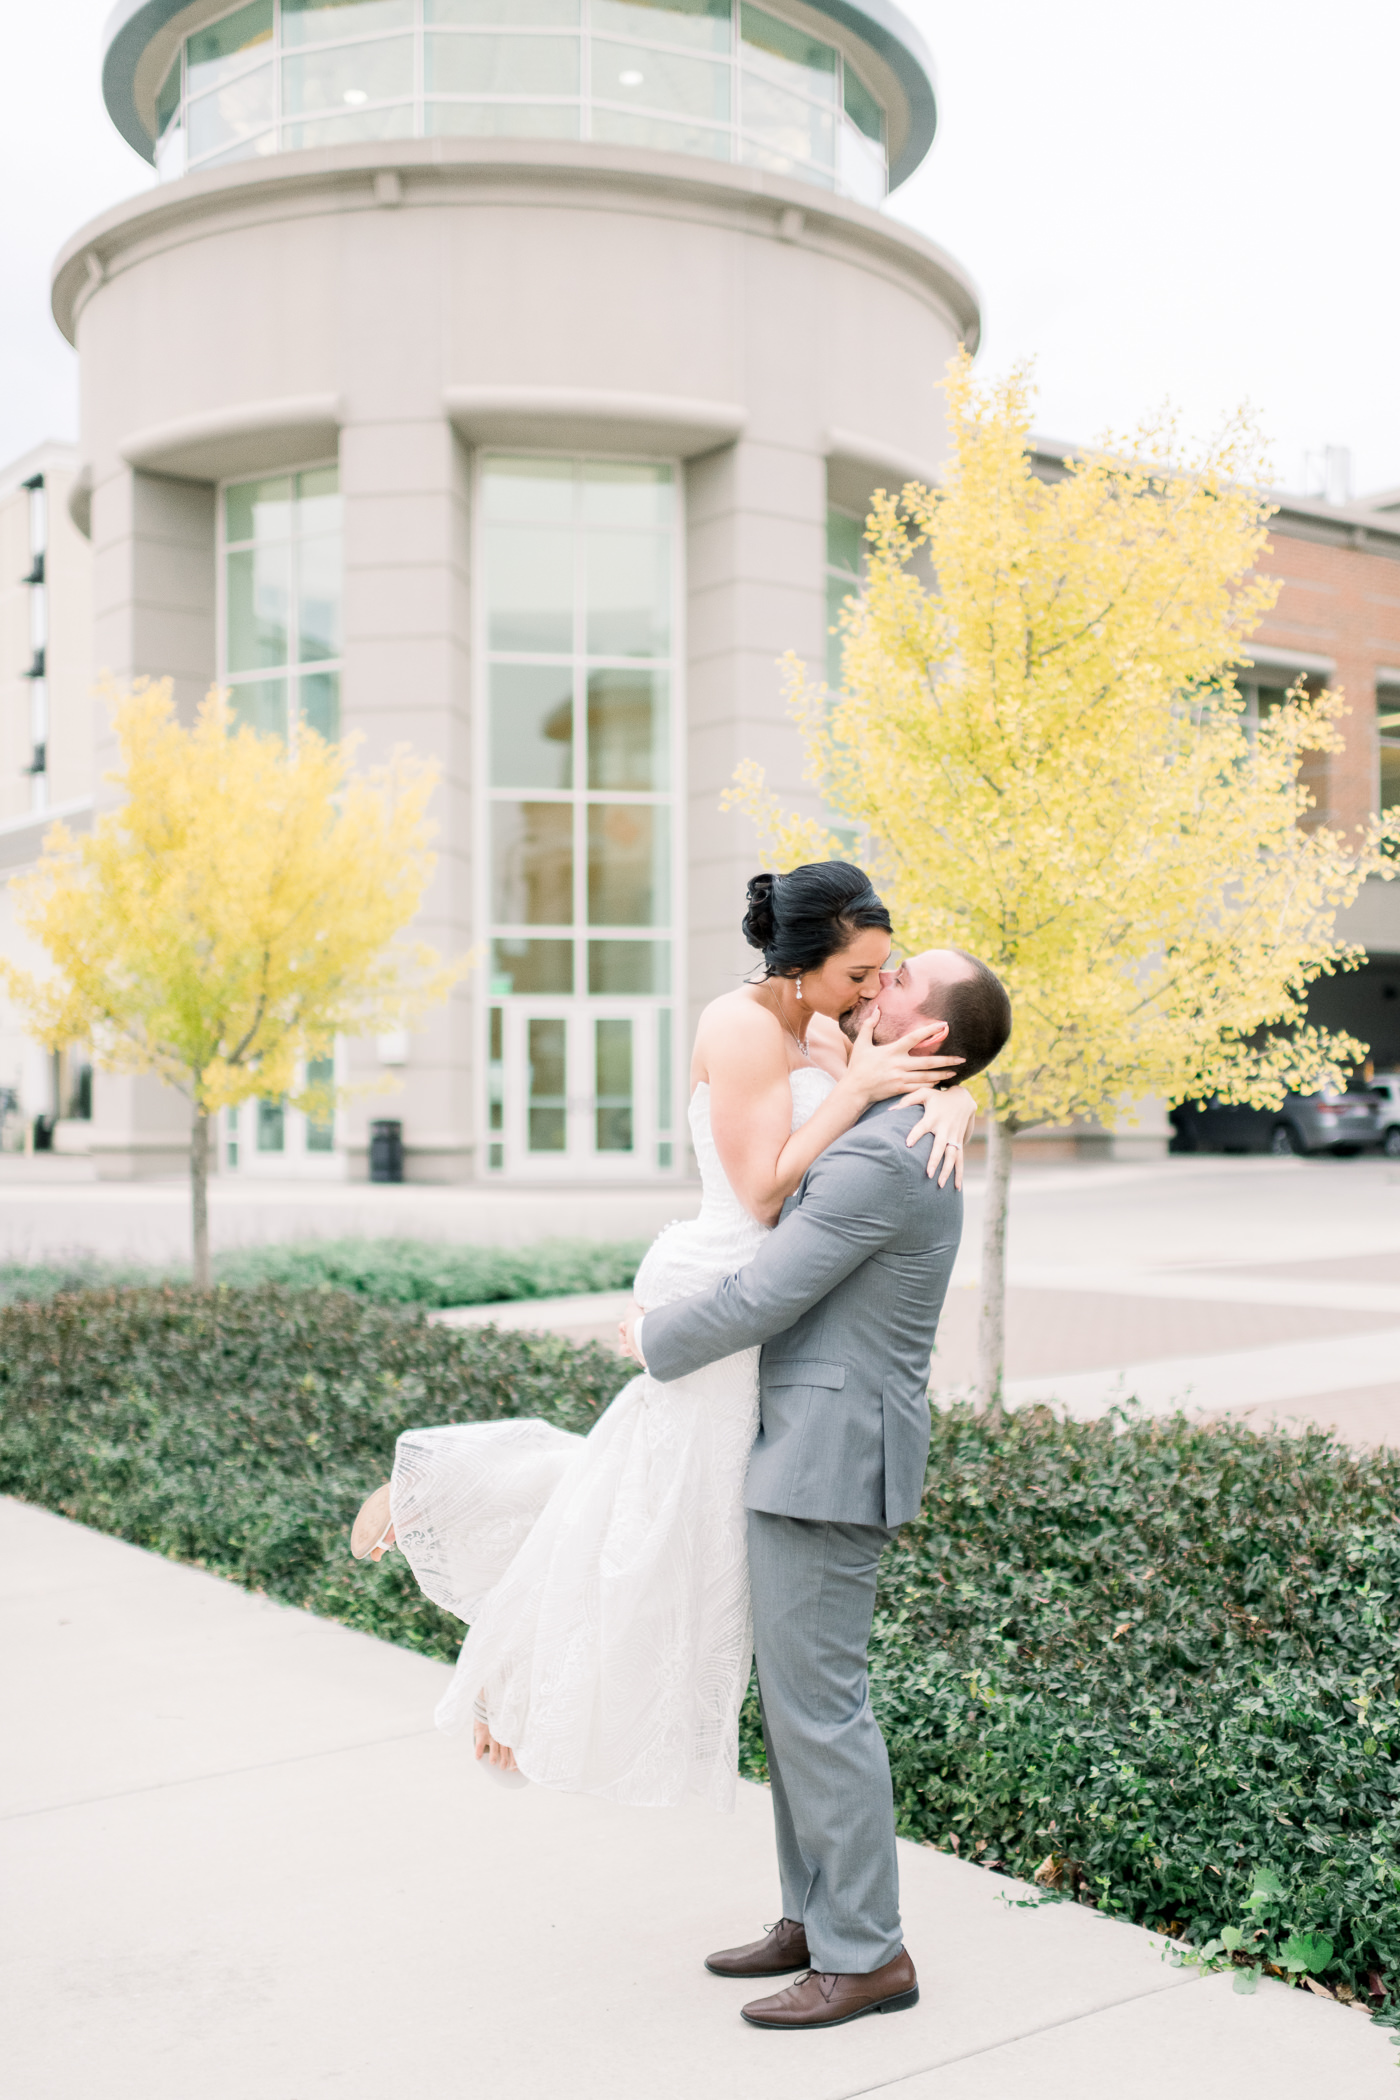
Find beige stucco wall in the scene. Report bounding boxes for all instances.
[53,138,976,1179]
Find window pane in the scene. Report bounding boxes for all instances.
[737,131,834,185]
[826,507,861,575]
[483,456,574,523]
[590,107,730,159]
[429,0,578,21]
[229,678,288,739]
[157,59,181,136]
[739,4,836,98]
[306,1055,335,1151]
[283,105,415,147]
[528,1017,567,1150]
[257,1097,286,1152]
[227,476,293,544]
[588,804,669,925]
[584,531,669,657]
[492,937,574,993]
[486,525,574,652]
[282,36,415,114]
[426,99,581,135]
[426,31,580,93]
[842,63,883,142]
[491,664,573,788]
[587,667,667,789]
[297,465,341,531]
[488,1006,504,1132]
[588,939,670,993]
[741,73,835,167]
[493,801,574,923]
[227,545,291,670]
[839,117,885,206]
[595,1017,633,1151]
[592,0,730,52]
[580,461,673,529]
[298,534,342,660]
[282,0,415,42]
[591,39,729,120]
[657,1006,673,1130]
[187,62,275,160]
[186,0,273,95]
[299,671,340,740]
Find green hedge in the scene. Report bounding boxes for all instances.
[0,1236,648,1309]
[2,1286,1397,2013]
[0,1285,630,1655]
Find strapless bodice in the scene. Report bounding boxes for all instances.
[631,1065,837,1309]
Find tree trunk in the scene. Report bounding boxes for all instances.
[191,1107,212,1290]
[975,1104,1013,1419]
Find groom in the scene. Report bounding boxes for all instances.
[624,946,1011,2030]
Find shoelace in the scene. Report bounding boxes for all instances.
[789,1971,840,2001]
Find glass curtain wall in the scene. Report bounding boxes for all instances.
[153,0,887,202]
[221,465,342,745]
[483,454,678,1174]
[220,465,343,1171]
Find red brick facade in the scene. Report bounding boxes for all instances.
[1251,501,1400,835]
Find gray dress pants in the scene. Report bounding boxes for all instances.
[746,1509,902,1974]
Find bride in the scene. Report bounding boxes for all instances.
[350,862,976,1809]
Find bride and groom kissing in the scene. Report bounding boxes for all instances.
[351,861,1011,2033]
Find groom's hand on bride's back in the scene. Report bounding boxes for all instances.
[845,1005,963,1104]
[619,1302,647,1365]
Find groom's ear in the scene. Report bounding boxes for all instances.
[913,1017,950,1052]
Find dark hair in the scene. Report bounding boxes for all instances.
[920,950,1012,1083]
[742,862,892,979]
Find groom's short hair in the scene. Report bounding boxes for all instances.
[920,951,1011,1084]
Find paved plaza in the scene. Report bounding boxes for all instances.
[24,1149,1386,1439]
[4,1496,1395,2100]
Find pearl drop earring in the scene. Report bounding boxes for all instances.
[795,978,803,1002]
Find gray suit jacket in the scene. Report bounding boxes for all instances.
[640,1100,962,1527]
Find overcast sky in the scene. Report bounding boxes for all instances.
[3,0,1395,496]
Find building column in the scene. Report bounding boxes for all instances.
[87,464,217,1179]
[684,436,828,1041]
[338,418,474,1181]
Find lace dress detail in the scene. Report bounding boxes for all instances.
[390,1065,836,1810]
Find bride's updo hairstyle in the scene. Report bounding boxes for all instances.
[742,862,892,980]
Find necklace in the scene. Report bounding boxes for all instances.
[765,985,810,1060]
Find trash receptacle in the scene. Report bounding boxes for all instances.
[369,1119,404,1183]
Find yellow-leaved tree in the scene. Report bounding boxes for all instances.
[730,356,1399,1408]
[2,680,465,1285]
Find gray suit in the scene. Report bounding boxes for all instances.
[641,1100,962,1971]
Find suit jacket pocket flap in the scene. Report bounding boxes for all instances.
[764,1359,846,1389]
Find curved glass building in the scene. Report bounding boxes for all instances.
[50,0,977,1183]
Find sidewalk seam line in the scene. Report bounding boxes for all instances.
[0,1724,437,1823]
[830,1972,1196,2100]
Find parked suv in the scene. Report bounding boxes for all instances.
[1170,1083,1384,1157]
[1369,1075,1400,1159]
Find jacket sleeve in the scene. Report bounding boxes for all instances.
[641,1130,909,1384]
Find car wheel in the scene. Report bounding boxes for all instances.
[1270,1123,1304,1157]
[1384,1126,1400,1160]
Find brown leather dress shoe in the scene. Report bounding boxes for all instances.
[741,1948,918,2028]
[705,1917,811,1979]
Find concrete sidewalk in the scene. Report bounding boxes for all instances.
[3,1499,1393,2099]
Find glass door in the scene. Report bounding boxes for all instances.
[478,450,682,1181]
[493,1000,671,1175]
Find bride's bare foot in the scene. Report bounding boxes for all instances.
[473,1714,520,1775]
[350,1482,396,1562]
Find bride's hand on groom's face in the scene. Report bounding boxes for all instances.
[844,1007,964,1106]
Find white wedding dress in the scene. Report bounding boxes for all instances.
[389,1065,836,1811]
